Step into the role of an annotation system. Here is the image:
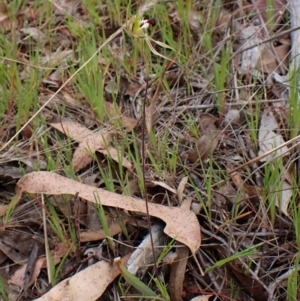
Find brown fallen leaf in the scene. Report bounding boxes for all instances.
[72,132,112,171]
[49,121,133,172]
[8,257,45,288]
[187,132,220,163]
[168,244,189,301]
[105,101,138,132]
[119,76,143,96]
[0,231,44,263]
[259,43,290,75]
[145,102,156,134]
[80,220,123,242]
[49,121,91,141]
[258,109,289,161]
[177,176,188,205]
[188,113,220,163]
[0,2,23,32]
[8,243,69,288]
[145,80,162,134]
[169,198,192,301]
[33,260,112,301]
[227,164,261,203]
[23,243,39,289]
[20,27,47,44]
[16,172,201,254]
[198,113,218,132]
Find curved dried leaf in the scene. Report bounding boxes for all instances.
[187,132,220,163]
[33,260,112,301]
[105,101,138,132]
[9,243,69,288]
[239,25,265,74]
[277,180,292,216]
[258,110,289,161]
[71,132,111,172]
[228,260,268,301]
[199,113,217,132]
[80,220,123,242]
[177,176,188,205]
[8,257,45,288]
[50,122,133,172]
[49,122,91,142]
[17,172,201,253]
[169,244,189,301]
[260,44,289,74]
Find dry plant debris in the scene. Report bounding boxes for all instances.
[16,171,200,253]
[34,260,112,301]
[49,121,133,172]
[0,0,299,300]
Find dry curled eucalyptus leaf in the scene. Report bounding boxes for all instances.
[16,172,201,254]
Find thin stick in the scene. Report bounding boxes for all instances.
[41,194,52,283]
[141,69,158,277]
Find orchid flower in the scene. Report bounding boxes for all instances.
[126,15,180,62]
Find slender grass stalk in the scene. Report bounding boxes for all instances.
[3,195,19,227]
[46,199,67,246]
[94,192,114,252]
[0,274,8,301]
[287,254,299,301]
[115,258,159,299]
[205,240,269,273]
[156,239,176,266]
[152,277,170,301]
[263,158,283,222]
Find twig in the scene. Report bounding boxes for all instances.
[158,99,287,112]
[69,192,81,260]
[41,194,52,284]
[141,75,158,277]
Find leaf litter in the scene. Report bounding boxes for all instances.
[16,171,201,254]
[0,0,299,300]
[49,121,133,172]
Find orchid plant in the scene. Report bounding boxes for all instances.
[126,14,180,62]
